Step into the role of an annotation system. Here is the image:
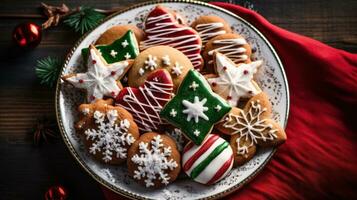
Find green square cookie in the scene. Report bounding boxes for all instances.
[82,30,139,64]
[160,70,231,145]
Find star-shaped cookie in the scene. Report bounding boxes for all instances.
[207,52,262,107]
[160,69,231,145]
[62,45,131,102]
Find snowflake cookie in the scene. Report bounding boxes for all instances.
[62,45,132,102]
[182,134,234,185]
[75,99,140,165]
[127,132,181,188]
[160,69,231,145]
[216,92,287,166]
[116,69,174,132]
[81,30,139,64]
[207,52,262,107]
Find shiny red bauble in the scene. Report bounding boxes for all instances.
[44,185,68,200]
[12,22,42,48]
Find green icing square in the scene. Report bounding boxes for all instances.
[81,30,139,64]
[160,70,231,145]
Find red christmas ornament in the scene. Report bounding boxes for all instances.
[44,185,68,200]
[12,22,42,48]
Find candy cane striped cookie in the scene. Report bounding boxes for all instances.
[182,134,234,185]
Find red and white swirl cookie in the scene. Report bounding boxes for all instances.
[182,134,234,185]
[140,5,204,70]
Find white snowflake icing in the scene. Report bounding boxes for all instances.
[138,68,145,76]
[189,81,199,91]
[193,129,200,136]
[171,62,183,76]
[214,105,222,111]
[170,109,177,117]
[223,100,278,155]
[131,135,178,187]
[144,54,158,71]
[124,52,131,59]
[122,40,129,48]
[110,50,118,58]
[162,55,171,66]
[182,96,209,123]
[84,110,135,162]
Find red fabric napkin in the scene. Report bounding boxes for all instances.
[102,2,357,199]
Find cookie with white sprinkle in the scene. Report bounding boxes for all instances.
[76,99,140,165]
[128,46,193,91]
[127,132,181,188]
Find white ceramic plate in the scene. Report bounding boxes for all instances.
[56,1,290,199]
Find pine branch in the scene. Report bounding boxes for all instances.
[35,57,63,87]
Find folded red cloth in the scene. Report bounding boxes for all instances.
[102,2,357,199]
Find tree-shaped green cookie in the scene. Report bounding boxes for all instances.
[82,30,139,64]
[160,69,231,145]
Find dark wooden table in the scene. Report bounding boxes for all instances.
[0,0,356,199]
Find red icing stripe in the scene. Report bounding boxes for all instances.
[207,154,234,185]
[183,135,219,172]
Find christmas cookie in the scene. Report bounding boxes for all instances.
[76,99,140,165]
[140,5,204,70]
[206,52,262,107]
[95,25,145,45]
[62,45,131,102]
[127,132,181,188]
[127,46,193,91]
[163,126,188,152]
[116,69,174,132]
[216,93,287,166]
[160,69,231,145]
[191,16,232,46]
[203,33,252,72]
[82,30,139,64]
[182,134,234,185]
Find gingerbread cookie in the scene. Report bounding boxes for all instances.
[116,69,174,132]
[140,5,204,70]
[216,93,287,166]
[76,99,140,165]
[82,30,139,64]
[95,25,145,45]
[62,45,132,102]
[182,134,234,185]
[127,46,193,90]
[203,33,252,72]
[206,52,262,107]
[127,132,181,188]
[160,69,231,145]
[191,16,232,46]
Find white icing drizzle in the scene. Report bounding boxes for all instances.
[195,22,226,44]
[84,110,135,162]
[182,96,209,123]
[120,78,173,132]
[140,13,202,69]
[223,100,278,155]
[208,38,249,64]
[131,135,178,187]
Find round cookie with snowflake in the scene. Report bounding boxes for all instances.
[127,46,193,91]
[76,98,140,165]
[127,132,181,188]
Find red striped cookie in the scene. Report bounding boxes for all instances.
[182,134,234,185]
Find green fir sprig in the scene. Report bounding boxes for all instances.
[63,6,105,34]
[35,57,63,87]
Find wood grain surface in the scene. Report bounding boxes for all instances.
[0,0,356,199]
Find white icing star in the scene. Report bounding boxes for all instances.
[214,105,222,111]
[121,40,129,48]
[170,109,177,117]
[207,53,262,106]
[138,68,145,76]
[193,129,200,136]
[189,81,199,91]
[110,50,118,58]
[124,52,131,59]
[162,55,171,66]
[144,55,158,71]
[182,96,209,123]
[65,46,129,102]
[171,62,183,76]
